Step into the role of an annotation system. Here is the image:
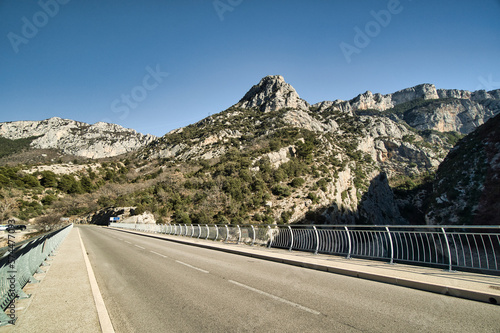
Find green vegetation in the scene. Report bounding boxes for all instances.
[383,98,456,116]
[0,136,40,158]
[0,93,475,227]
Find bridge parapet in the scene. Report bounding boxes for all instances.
[110,223,500,275]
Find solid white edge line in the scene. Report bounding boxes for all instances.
[175,260,209,274]
[134,245,145,249]
[228,280,321,315]
[77,228,116,333]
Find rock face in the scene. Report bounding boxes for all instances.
[358,173,407,225]
[234,75,310,112]
[425,113,500,225]
[400,99,499,134]
[312,84,500,135]
[0,117,156,158]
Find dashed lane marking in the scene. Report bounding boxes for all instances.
[175,260,209,274]
[150,251,168,258]
[228,279,321,315]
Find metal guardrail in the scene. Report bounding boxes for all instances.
[110,223,500,275]
[0,224,73,325]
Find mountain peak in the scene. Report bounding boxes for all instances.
[234,75,309,112]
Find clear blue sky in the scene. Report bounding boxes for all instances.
[1,0,499,137]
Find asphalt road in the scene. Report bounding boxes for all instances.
[78,225,500,333]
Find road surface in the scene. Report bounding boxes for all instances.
[78,225,500,332]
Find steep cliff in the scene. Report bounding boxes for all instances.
[425,113,500,225]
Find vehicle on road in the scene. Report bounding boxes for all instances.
[5,224,27,232]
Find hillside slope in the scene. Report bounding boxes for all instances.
[0,117,156,159]
[425,113,500,225]
[135,76,499,225]
[1,76,498,226]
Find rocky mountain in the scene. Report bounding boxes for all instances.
[233,75,310,112]
[0,117,156,159]
[424,113,500,225]
[136,75,499,225]
[314,84,500,134]
[1,75,499,227]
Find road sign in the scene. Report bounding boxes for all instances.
[110,217,120,221]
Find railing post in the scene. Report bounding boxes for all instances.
[224,225,229,243]
[251,225,256,246]
[345,226,352,259]
[385,226,394,265]
[267,226,273,248]
[313,226,319,255]
[288,226,293,252]
[205,224,209,240]
[198,224,201,239]
[237,225,241,244]
[215,225,219,241]
[183,224,187,236]
[441,227,453,272]
[191,225,195,238]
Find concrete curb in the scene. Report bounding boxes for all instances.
[107,227,500,306]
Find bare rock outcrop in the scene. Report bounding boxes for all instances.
[358,172,408,225]
[234,75,309,112]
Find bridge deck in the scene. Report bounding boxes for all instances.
[3,225,500,332]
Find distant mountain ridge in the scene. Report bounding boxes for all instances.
[1,75,499,226]
[0,117,156,159]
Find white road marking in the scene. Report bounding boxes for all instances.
[150,251,168,258]
[134,245,145,249]
[124,241,132,244]
[77,229,116,333]
[175,260,209,274]
[228,280,321,315]
[118,238,123,241]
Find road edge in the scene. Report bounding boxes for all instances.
[77,228,116,333]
